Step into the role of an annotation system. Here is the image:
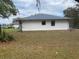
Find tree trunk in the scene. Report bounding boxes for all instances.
[19,20,22,32]
[0,24,2,34]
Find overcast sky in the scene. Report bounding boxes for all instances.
[0,0,77,24]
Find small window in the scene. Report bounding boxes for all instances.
[42,21,46,25]
[51,21,55,26]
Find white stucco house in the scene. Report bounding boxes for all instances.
[13,13,72,31]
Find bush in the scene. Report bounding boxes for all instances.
[0,31,14,42]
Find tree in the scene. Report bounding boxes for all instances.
[64,8,78,17]
[0,0,17,42]
[75,0,79,2]
[64,4,79,28]
[0,0,17,18]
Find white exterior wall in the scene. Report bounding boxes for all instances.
[22,20,69,31]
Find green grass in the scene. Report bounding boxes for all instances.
[0,30,79,59]
[2,28,18,32]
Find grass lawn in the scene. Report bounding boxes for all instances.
[2,28,18,32]
[0,30,79,59]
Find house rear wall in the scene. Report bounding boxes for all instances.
[22,20,69,31]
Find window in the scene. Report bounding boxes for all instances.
[51,21,55,26]
[42,21,46,25]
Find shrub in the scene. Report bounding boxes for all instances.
[0,31,15,42]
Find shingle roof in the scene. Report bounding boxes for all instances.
[14,13,72,21]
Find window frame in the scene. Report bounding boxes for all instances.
[42,21,46,25]
[51,20,55,26]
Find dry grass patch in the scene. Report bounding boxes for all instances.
[0,30,79,59]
